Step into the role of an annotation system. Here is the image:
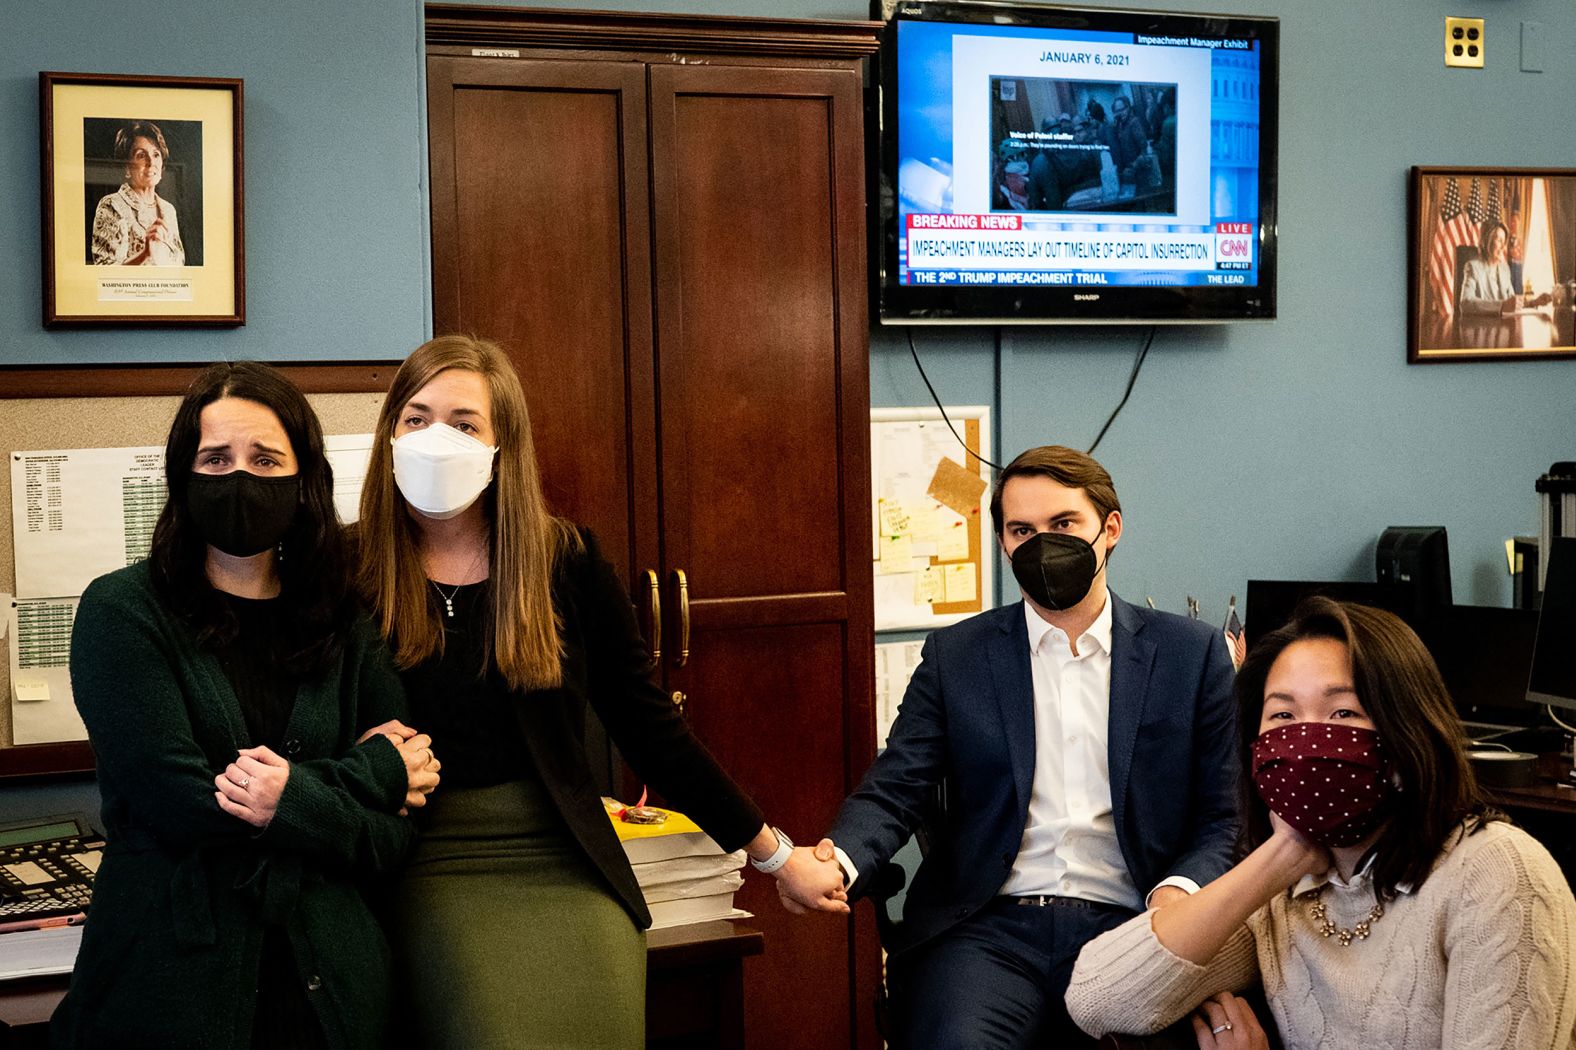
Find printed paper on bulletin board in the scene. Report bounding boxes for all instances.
[871,407,993,630]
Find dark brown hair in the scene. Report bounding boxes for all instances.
[1234,596,1501,902]
[113,121,170,163]
[149,361,353,676]
[989,445,1121,536]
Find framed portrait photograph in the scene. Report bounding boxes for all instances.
[40,71,244,326]
[1409,166,1576,363]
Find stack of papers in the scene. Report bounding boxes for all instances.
[603,799,749,930]
[0,924,83,981]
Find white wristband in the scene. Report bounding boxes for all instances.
[750,827,794,874]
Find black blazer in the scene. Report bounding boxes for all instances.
[506,529,764,926]
[830,594,1241,955]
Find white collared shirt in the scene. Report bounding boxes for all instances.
[837,591,1197,907]
[1000,590,1143,906]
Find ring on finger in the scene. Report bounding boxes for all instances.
[238,776,251,789]
[1212,1023,1233,1034]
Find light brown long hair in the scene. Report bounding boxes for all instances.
[357,335,579,690]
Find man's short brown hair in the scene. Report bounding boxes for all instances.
[989,446,1121,536]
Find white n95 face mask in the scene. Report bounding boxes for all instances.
[391,422,498,519]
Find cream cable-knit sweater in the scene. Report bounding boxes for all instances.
[1066,821,1576,1048]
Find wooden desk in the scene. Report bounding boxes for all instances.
[0,919,763,1049]
[1485,753,1576,887]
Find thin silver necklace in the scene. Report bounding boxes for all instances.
[429,546,486,618]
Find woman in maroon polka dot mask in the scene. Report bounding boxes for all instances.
[1066,596,1576,1049]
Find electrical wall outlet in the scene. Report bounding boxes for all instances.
[1446,17,1485,68]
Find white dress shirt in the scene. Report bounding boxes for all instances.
[836,591,1196,908]
[998,592,1197,909]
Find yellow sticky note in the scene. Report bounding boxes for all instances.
[910,506,943,542]
[879,533,914,570]
[936,519,970,561]
[879,500,911,538]
[944,563,978,604]
[13,676,50,703]
[914,566,945,605]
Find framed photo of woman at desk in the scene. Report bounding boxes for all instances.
[1408,166,1576,363]
[40,72,244,327]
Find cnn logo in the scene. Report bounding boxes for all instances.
[1216,237,1251,259]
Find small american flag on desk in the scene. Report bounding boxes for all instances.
[1222,596,1246,670]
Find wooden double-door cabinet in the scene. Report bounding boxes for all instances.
[426,8,881,1046]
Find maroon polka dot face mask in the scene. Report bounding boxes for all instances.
[1250,723,1392,847]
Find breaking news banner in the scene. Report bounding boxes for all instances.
[901,215,1254,286]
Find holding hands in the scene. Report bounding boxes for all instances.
[775,837,851,915]
[215,745,291,828]
[358,719,442,810]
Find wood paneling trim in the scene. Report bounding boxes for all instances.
[426,4,880,58]
[0,363,397,399]
[0,742,94,781]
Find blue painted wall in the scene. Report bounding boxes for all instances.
[0,0,430,365]
[1,0,1572,616]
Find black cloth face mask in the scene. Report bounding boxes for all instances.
[1009,530,1110,611]
[185,471,300,558]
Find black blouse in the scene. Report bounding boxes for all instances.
[212,593,297,749]
[392,529,766,927]
[398,580,537,790]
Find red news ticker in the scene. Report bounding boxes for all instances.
[907,213,1022,231]
[1215,222,1253,234]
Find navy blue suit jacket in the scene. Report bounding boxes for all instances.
[831,593,1240,955]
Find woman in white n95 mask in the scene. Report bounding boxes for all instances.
[354,335,847,1048]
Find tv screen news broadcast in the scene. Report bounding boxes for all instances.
[873,1,1279,324]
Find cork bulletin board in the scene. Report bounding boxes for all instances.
[871,406,993,630]
[1,386,386,778]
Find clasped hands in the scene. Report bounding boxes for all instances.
[215,746,291,828]
[773,837,851,916]
[358,719,442,812]
[212,720,441,830]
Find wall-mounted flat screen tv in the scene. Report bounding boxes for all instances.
[873,1,1279,324]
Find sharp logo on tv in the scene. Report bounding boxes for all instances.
[875,2,1279,324]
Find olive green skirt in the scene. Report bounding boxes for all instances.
[390,778,645,1049]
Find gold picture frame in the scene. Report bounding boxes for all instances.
[1408,166,1576,363]
[40,71,244,327]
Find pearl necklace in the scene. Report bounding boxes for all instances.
[1305,885,1385,947]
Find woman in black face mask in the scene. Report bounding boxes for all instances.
[1066,597,1576,1049]
[55,361,441,1050]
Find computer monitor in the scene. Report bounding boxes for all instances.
[1527,536,1576,713]
[1432,606,1542,733]
[1376,526,1452,625]
[1244,580,1411,650]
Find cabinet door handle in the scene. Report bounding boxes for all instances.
[645,569,662,669]
[674,568,690,667]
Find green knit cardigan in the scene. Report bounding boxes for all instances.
[51,561,413,1050]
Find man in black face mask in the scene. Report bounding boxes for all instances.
[782,446,1239,1048]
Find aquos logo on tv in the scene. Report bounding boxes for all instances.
[1214,223,1254,271]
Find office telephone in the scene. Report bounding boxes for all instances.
[0,815,104,926]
